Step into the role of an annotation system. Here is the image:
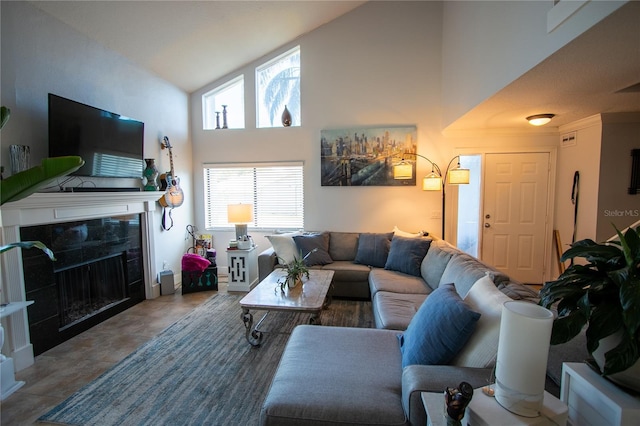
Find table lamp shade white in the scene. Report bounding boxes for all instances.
[227,203,252,240]
[494,301,554,418]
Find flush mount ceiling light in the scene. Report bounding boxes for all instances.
[526,114,555,126]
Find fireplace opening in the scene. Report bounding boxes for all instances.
[57,253,128,330]
[20,214,145,355]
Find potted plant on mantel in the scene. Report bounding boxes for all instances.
[539,225,640,392]
[276,248,318,293]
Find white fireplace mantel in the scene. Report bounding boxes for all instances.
[0,191,161,371]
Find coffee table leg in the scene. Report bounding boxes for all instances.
[309,311,321,325]
[242,308,264,346]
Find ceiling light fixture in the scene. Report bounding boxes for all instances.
[526,114,555,126]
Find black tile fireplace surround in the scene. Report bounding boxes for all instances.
[20,215,145,355]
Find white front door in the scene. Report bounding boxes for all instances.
[481,152,550,284]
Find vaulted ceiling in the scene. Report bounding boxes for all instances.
[29,0,640,131]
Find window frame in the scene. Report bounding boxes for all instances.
[256,45,301,128]
[202,74,245,130]
[203,161,304,231]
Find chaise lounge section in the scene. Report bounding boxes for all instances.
[259,230,584,425]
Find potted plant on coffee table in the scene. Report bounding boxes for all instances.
[539,224,640,391]
[276,248,318,293]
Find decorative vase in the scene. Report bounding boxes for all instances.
[142,158,159,191]
[592,332,640,393]
[222,105,228,129]
[9,144,30,175]
[281,105,292,127]
[288,276,301,289]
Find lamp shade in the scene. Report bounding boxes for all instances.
[494,301,554,417]
[448,167,470,185]
[227,203,252,224]
[422,172,442,191]
[393,161,413,180]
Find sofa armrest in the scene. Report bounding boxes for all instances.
[402,365,493,425]
[258,247,278,282]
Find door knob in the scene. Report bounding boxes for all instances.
[484,223,491,228]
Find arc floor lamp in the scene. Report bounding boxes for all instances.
[393,153,470,240]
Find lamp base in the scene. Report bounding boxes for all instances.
[494,379,543,418]
[235,224,248,240]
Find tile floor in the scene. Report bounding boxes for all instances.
[1,283,222,425]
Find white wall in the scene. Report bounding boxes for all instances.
[191,1,448,267]
[554,116,602,274]
[1,1,192,291]
[441,0,627,129]
[597,113,640,241]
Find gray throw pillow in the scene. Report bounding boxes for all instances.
[354,232,394,268]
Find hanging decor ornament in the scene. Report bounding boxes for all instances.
[281,105,292,127]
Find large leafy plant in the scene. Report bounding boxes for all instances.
[0,105,84,260]
[539,225,640,375]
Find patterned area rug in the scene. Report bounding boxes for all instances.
[39,293,373,425]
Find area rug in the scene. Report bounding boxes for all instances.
[39,293,373,425]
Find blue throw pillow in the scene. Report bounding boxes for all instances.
[384,236,432,276]
[293,232,333,266]
[399,283,480,367]
[354,232,394,268]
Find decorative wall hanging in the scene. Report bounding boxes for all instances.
[629,148,639,195]
[320,126,417,186]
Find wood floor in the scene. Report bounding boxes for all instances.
[0,284,222,425]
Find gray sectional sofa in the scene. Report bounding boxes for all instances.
[258,231,586,426]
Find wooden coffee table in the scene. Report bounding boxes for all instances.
[239,269,334,346]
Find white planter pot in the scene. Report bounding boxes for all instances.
[593,332,640,393]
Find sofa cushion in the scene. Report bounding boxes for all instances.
[354,232,394,268]
[452,273,512,368]
[373,291,428,330]
[266,231,302,264]
[420,240,456,290]
[399,283,480,368]
[439,252,509,298]
[323,260,371,283]
[260,325,406,426]
[497,281,540,303]
[328,232,360,261]
[293,232,333,266]
[384,236,432,277]
[369,268,431,298]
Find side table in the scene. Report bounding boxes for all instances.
[561,362,640,426]
[1,301,34,401]
[226,246,258,292]
[422,386,567,426]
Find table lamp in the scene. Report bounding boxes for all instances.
[494,301,554,417]
[227,203,252,240]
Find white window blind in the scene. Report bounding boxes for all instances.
[203,162,304,230]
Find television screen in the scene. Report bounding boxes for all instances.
[48,94,144,178]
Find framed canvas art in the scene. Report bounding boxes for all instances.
[320,125,417,186]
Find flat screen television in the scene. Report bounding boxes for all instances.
[48,93,144,178]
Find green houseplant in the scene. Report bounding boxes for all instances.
[276,248,318,292]
[0,105,84,258]
[539,225,640,388]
